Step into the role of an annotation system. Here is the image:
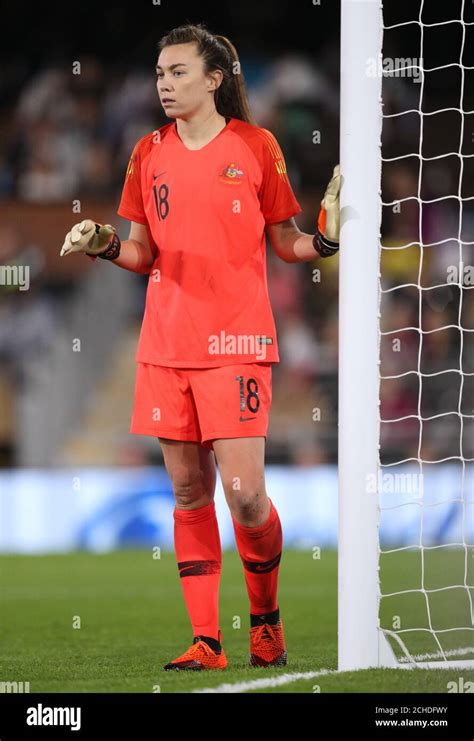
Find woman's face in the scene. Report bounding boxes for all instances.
[156,42,222,119]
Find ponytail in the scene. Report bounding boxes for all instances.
[213,34,255,125]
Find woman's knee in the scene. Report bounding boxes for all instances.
[171,468,214,509]
[159,441,216,510]
[222,481,267,521]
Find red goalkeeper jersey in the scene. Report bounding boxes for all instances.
[117,117,302,367]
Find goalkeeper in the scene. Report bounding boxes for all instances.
[60,22,340,674]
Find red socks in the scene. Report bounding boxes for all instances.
[173,500,222,641]
[173,498,283,639]
[231,498,282,615]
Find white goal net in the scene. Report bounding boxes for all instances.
[339,0,473,670]
[378,0,474,668]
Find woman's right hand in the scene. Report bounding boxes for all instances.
[60,220,117,257]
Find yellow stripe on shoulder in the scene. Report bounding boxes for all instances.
[126,131,158,179]
[126,154,136,179]
[258,129,291,184]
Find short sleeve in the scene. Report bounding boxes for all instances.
[257,129,303,225]
[117,139,148,225]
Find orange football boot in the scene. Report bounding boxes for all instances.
[249,620,287,667]
[164,630,227,671]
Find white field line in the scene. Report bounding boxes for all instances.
[193,669,337,693]
[399,647,474,664]
[193,647,474,693]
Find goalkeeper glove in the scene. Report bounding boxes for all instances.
[313,164,341,258]
[60,220,121,260]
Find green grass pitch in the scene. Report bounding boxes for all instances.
[0,549,472,693]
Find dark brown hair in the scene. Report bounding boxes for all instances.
[157,23,255,124]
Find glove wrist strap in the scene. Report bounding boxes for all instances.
[312,229,339,258]
[97,233,121,261]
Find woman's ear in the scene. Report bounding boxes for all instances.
[208,69,223,92]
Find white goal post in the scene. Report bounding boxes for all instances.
[338,0,474,671]
[338,0,395,671]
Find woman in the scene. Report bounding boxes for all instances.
[61,22,340,671]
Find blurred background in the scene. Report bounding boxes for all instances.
[0,0,472,554]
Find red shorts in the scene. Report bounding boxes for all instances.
[130,362,272,447]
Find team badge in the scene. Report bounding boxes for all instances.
[220,162,244,184]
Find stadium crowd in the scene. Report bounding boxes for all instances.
[0,51,472,467]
